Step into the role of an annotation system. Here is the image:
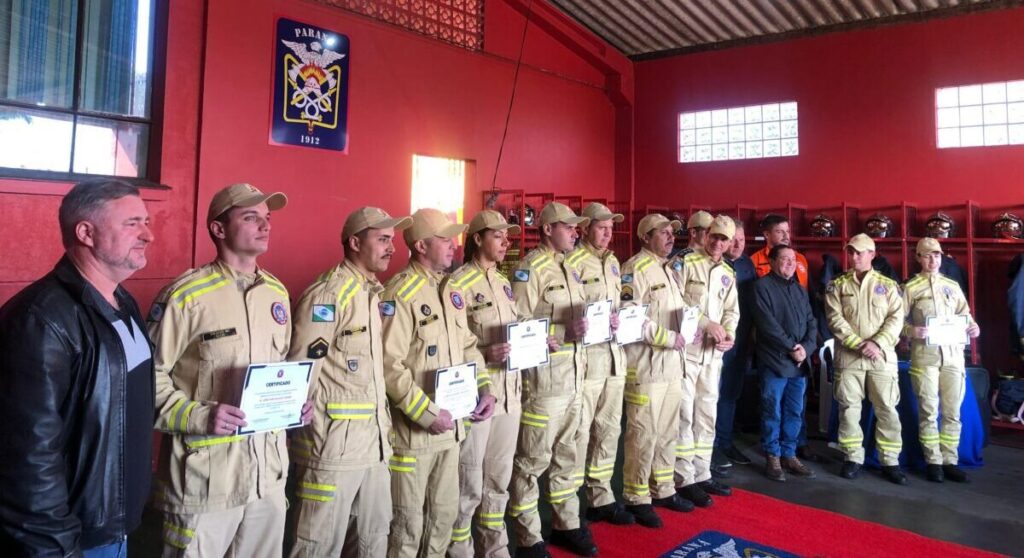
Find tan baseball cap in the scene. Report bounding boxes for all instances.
[846,233,876,252]
[539,202,588,227]
[582,202,624,224]
[916,237,943,255]
[687,210,713,230]
[467,209,521,237]
[707,214,736,240]
[403,208,468,246]
[342,207,412,240]
[637,213,682,239]
[207,183,287,224]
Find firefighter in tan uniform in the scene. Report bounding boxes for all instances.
[509,202,596,558]
[673,215,739,507]
[382,208,496,558]
[148,183,312,557]
[824,233,907,485]
[448,210,521,558]
[287,207,412,557]
[566,203,632,527]
[619,214,695,529]
[903,237,979,484]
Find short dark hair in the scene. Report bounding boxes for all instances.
[760,214,788,233]
[343,229,373,260]
[59,179,140,248]
[768,244,795,261]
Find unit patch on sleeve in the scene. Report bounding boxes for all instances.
[148,303,166,323]
[450,291,465,310]
[380,301,396,317]
[514,269,530,282]
[504,285,515,301]
[621,273,633,284]
[271,302,289,325]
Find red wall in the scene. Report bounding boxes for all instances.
[633,8,1024,374]
[0,0,631,309]
[634,7,1024,210]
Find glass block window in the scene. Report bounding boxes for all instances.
[0,0,156,178]
[936,81,1024,148]
[317,0,484,51]
[679,101,798,163]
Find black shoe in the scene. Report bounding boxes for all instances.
[698,479,732,496]
[722,445,753,465]
[652,493,695,513]
[585,502,635,525]
[839,461,860,479]
[797,445,824,463]
[677,484,713,508]
[710,448,733,469]
[710,464,732,479]
[881,466,908,485]
[943,464,970,483]
[926,464,945,483]
[550,528,598,557]
[625,504,663,528]
[516,542,551,558]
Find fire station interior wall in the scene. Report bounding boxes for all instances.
[632,6,1024,375]
[0,0,631,309]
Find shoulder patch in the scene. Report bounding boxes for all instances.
[621,273,633,284]
[380,301,396,317]
[504,285,515,301]
[148,302,166,322]
[621,285,634,301]
[271,302,288,325]
[514,269,530,282]
[450,291,464,310]
[672,260,683,272]
[611,264,620,277]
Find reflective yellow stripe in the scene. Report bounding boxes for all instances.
[635,257,653,272]
[163,521,195,539]
[389,466,414,473]
[390,455,417,463]
[624,392,649,406]
[511,500,538,516]
[399,274,426,302]
[297,493,332,502]
[523,411,549,421]
[299,482,335,491]
[171,272,222,300]
[185,435,245,449]
[405,391,425,415]
[335,276,357,308]
[174,275,229,308]
[480,511,505,518]
[263,279,288,297]
[521,419,547,428]
[410,395,430,421]
[480,519,505,527]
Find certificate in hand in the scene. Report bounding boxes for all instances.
[435,362,478,420]
[507,318,550,372]
[583,299,613,346]
[615,305,648,345]
[680,306,701,345]
[237,360,313,435]
[926,315,969,347]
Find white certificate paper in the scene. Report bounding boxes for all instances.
[926,315,969,347]
[435,362,478,420]
[238,361,312,435]
[507,318,550,372]
[583,299,613,346]
[680,306,701,345]
[616,305,648,345]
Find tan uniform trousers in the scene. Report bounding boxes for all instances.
[161,493,287,558]
[388,446,460,558]
[448,410,520,558]
[574,376,625,508]
[289,463,391,557]
[509,393,583,547]
[622,380,682,505]
[835,369,902,465]
[909,364,966,465]
[675,359,723,487]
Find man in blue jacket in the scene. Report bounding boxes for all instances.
[753,245,818,482]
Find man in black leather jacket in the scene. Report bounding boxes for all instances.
[0,179,155,557]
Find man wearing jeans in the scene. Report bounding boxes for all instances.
[752,246,818,482]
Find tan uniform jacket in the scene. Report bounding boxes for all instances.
[381,260,487,455]
[903,271,975,367]
[674,250,740,365]
[511,244,588,395]
[148,260,291,513]
[824,269,903,371]
[449,261,520,415]
[288,260,392,471]
[567,243,625,379]
[620,248,685,384]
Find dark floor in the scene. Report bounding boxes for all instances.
[130,432,1024,557]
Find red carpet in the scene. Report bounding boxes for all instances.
[550,489,1004,557]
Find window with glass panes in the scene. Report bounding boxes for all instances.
[679,102,798,163]
[0,0,155,178]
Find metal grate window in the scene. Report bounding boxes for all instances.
[318,0,484,51]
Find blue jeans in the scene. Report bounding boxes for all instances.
[760,374,807,458]
[714,346,749,449]
[84,538,127,558]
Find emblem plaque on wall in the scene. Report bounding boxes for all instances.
[271,18,350,151]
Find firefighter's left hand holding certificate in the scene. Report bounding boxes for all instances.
[237,361,313,435]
